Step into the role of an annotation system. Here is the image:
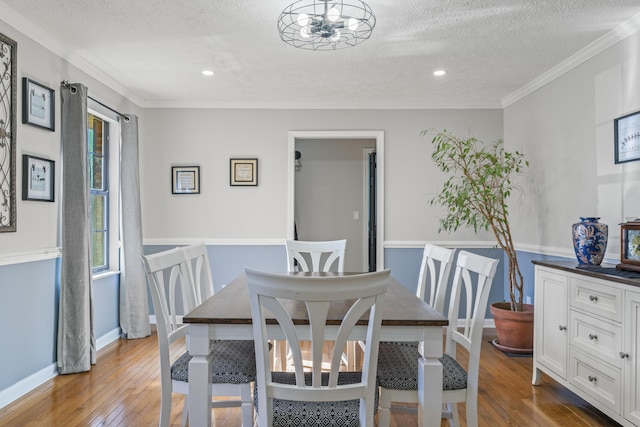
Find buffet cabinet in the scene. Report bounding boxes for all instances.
[532,261,640,426]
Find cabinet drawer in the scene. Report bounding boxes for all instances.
[569,310,622,369]
[569,348,621,414]
[570,278,622,322]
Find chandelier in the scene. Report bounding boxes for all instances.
[277,0,376,51]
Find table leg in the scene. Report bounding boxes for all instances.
[188,324,212,427]
[417,356,443,427]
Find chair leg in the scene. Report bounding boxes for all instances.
[240,384,254,427]
[159,386,173,427]
[465,391,478,427]
[377,388,392,427]
[450,402,460,427]
[180,395,189,427]
[277,340,288,371]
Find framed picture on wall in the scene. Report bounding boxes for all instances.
[614,110,640,164]
[22,78,55,131]
[172,166,200,194]
[230,158,258,186]
[22,154,55,202]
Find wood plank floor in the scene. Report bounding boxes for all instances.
[0,329,621,426]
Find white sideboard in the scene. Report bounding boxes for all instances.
[532,261,640,427]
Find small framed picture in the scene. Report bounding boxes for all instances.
[230,158,258,186]
[22,154,55,202]
[22,78,55,131]
[614,110,640,164]
[172,166,200,194]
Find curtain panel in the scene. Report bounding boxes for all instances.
[120,115,150,339]
[57,83,95,374]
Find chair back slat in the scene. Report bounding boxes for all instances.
[446,251,499,358]
[246,268,389,427]
[416,243,456,313]
[285,239,346,273]
[181,243,215,311]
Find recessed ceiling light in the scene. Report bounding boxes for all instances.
[202,70,214,76]
[433,70,446,76]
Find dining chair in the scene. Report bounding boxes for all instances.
[376,250,499,427]
[285,238,346,272]
[142,247,256,427]
[356,243,455,372]
[246,268,390,427]
[278,239,348,370]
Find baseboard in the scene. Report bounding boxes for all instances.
[96,327,122,350]
[0,363,57,409]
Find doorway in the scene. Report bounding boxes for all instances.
[287,131,385,271]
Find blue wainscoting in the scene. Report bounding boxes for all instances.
[0,258,121,409]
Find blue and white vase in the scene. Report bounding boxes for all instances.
[572,217,608,265]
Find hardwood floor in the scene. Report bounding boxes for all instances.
[0,329,621,426]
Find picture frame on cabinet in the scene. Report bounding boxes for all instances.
[172,165,200,194]
[22,154,55,202]
[614,110,640,164]
[230,158,258,186]
[22,78,55,131]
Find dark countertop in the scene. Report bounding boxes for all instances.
[532,260,640,288]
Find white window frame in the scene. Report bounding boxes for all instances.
[88,101,121,278]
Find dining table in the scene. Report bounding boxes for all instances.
[183,271,448,427]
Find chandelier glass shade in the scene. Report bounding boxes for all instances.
[277,0,376,50]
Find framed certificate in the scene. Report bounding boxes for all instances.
[172,166,200,194]
[614,110,640,164]
[230,158,258,186]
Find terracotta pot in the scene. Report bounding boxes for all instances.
[489,302,534,354]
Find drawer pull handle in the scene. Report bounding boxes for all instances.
[588,334,598,340]
[558,325,567,331]
[588,376,597,382]
[620,352,630,359]
[589,295,598,302]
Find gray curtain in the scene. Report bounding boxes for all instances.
[57,83,96,374]
[119,115,150,339]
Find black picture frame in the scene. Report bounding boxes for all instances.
[614,110,640,164]
[22,154,55,202]
[230,158,258,186]
[172,166,200,194]
[22,78,55,131]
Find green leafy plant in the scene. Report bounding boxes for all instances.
[425,129,529,311]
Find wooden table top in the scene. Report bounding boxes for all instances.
[183,272,448,327]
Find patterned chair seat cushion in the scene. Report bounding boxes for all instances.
[377,341,467,391]
[171,340,256,384]
[254,371,378,426]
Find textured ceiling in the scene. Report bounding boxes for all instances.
[2,0,640,109]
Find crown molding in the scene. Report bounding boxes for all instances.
[502,12,640,108]
[0,2,142,106]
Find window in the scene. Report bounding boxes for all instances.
[88,107,120,274]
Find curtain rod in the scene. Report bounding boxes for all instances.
[61,80,130,122]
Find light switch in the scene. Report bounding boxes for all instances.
[353,211,360,220]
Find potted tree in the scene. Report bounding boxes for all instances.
[426,129,533,354]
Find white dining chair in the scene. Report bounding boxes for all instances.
[376,250,499,427]
[246,268,390,427]
[356,243,455,372]
[142,247,256,427]
[278,239,348,370]
[285,239,346,273]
